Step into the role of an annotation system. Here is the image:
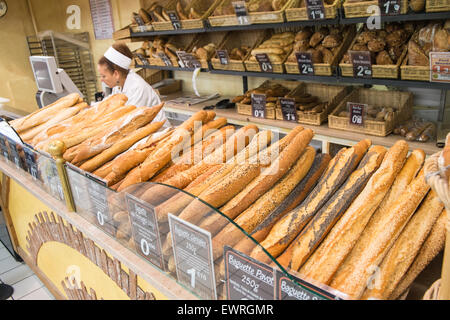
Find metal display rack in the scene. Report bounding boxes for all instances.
[26,31,98,104]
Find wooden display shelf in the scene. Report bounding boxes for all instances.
[163,92,442,155]
[0,157,198,300]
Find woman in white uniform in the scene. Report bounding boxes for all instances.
[97,43,167,124]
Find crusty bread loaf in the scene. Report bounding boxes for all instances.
[93,160,114,179]
[300,141,412,285]
[138,125,260,203]
[237,153,330,258]
[211,142,316,261]
[12,93,81,133]
[330,168,431,299]
[256,139,372,261]
[288,145,387,272]
[389,210,447,300]
[117,111,210,191]
[361,190,444,300]
[80,120,166,173]
[438,132,450,182]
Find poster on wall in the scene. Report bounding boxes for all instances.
[89,0,115,40]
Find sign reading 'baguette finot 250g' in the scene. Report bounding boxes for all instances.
[224,246,275,300]
[127,194,164,270]
[169,214,217,300]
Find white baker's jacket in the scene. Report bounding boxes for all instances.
[106,70,168,126]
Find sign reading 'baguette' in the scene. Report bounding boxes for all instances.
[233,1,250,25]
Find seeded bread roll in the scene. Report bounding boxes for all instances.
[330,168,431,299]
[389,210,447,300]
[300,141,413,285]
[288,145,387,272]
[254,139,372,261]
[361,190,444,300]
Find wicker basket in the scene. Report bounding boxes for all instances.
[187,32,228,69]
[343,0,408,18]
[285,0,340,21]
[276,83,349,125]
[211,30,266,71]
[130,24,153,33]
[236,80,300,120]
[244,29,297,74]
[339,29,408,79]
[426,0,450,12]
[400,56,430,81]
[285,26,356,76]
[182,0,223,29]
[328,88,413,136]
[208,0,295,27]
[148,34,197,67]
[151,0,181,31]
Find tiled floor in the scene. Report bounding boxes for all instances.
[0,241,55,300]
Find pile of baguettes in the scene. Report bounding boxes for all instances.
[144,129,444,300]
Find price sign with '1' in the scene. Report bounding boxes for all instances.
[216,50,229,65]
[251,94,266,119]
[233,1,250,25]
[348,102,367,126]
[379,0,401,15]
[279,98,298,122]
[167,11,182,30]
[306,0,325,20]
[350,51,372,79]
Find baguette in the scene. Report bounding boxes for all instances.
[93,160,114,179]
[300,141,413,285]
[389,210,447,300]
[11,93,81,133]
[65,104,164,163]
[212,146,316,261]
[117,111,210,191]
[138,124,259,202]
[243,153,330,259]
[438,132,450,182]
[256,139,372,260]
[361,190,445,300]
[288,145,387,272]
[330,168,431,299]
[80,121,166,172]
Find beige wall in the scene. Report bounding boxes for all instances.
[0,0,141,113]
[0,0,38,112]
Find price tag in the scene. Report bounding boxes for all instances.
[430,52,450,83]
[348,102,367,126]
[167,11,182,30]
[0,134,10,160]
[255,53,273,73]
[126,194,164,270]
[86,173,115,237]
[176,51,201,69]
[295,52,315,76]
[135,53,149,66]
[350,51,372,79]
[168,213,217,300]
[379,0,401,15]
[223,246,275,300]
[65,163,90,214]
[133,13,146,26]
[232,1,250,25]
[216,50,229,65]
[251,94,266,119]
[279,98,298,122]
[158,52,173,67]
[6,138,23,170]
[275,269,341,300]
[23,143,40,181]
[306,0,325,20]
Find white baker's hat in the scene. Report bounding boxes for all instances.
[104,46,132,70]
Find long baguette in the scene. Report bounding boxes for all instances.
[300,141,413,285]
[361,190,444,300]
[117,111,210,191]
[287,145,387,272]
[137,124,259,202]
[93,159,114,178]
[240,153,330,259]
[330,168,430,299]
[212,146,316,261]
[65,103,164,163]
[256,139,372,261]
[389,210,447,300]
[80,121,166,172]
[11,93,81,133]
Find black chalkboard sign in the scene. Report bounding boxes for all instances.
[350,51,373,79]
[306,0,325,20]
[279,98,298,122]
[23,143,40,181]
[379,0,401,15]
[216,50,229,65]
[348,102,367,126]
[167,11,182,30]
[251,94,266,119]
[255,53,273,73]
[296,52,315,76]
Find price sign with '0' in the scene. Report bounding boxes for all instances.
[251,94,266,119]
[348,102,367,126]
